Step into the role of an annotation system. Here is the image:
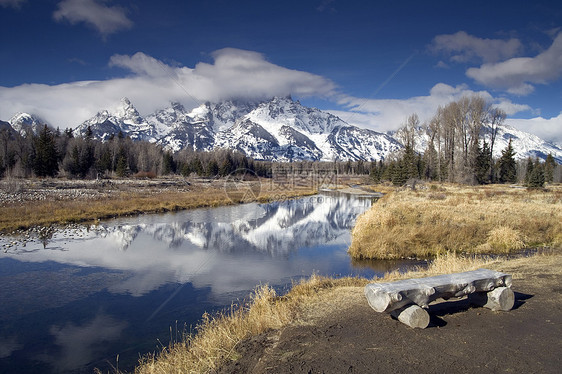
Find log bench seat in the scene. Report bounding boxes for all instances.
[364,269,514,328]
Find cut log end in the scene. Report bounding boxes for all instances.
[391,304,430,329]
[469,287,515,311]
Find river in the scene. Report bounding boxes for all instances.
[0,191,421,373]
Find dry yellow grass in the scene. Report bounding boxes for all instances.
[135,286,294,374]
[348,184,562,260]
[0,181,316,233]
[132,251,503,374]
[134,275,366,374]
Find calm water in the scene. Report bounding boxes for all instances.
[0,192,421,373]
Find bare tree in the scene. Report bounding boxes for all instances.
[487,107,506,182]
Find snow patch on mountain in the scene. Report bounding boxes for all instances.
[76,97,164,142]
[9,112,50,136]
[3,96,561,163]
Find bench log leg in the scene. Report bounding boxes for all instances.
[390,304,430,329]
[468,286,515,311]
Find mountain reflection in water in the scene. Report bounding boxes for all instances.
[0,192,420,373]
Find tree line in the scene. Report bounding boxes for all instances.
[1,96,560,188]
[0,125,374,180]
[371,96,561,187]
[0,126,272,179]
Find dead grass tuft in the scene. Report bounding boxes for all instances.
[135,285,295,374]
[479,226,526,253]
[349,184,562,260]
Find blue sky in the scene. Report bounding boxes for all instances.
[1,0,562,144]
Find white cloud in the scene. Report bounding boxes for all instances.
[46,314,127,372]
[466,32,562,95]
[0,0,25,8]
[434,60,449,69]
[53,0,133,37]
[0,49,336,128]
[109,52,171,78]
[431,31,522,63]
[193,48,337,101]
[507,113,562,145]
[331,83,531,133]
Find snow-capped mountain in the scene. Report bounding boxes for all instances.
[3,96,562,163]
[485,124,562,163]
[75,98,165,142]
[404,122,562,163]
[72,96,400,161]
[8,112,50,136]
[153,100,260,152]
[215,97,401,161]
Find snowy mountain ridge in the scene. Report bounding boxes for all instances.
[4,97,562,163]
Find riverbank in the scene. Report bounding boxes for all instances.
[133,251,562,373]
[349,183,562,259]
[0,177,323,234]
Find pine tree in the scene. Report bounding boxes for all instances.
[524,156,534,185]
[115,155,128,177]
[527,159,545,188]
[474,141,491,184]
[498,139,517,184]
[206,159,219,176]
[162,152,176,175]
[544,154,556,183]
[189,156,203,176]
[33,125,59,177]
[219,153,235,176]
[401,144,418,180]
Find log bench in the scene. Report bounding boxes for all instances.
[364,269,514,329]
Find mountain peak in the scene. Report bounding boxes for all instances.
[69,96,562,163]
[8,112,49,136]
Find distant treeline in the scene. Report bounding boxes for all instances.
[1,99,560,188]
[0,125,373,180]
[375,96,561,188]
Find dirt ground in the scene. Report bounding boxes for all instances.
[217,254,562,374]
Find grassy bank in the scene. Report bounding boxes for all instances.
[0,178,317,233]
[132,250,559,374]
[349,184,562,260]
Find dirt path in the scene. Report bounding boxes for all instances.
[218,254,562,373]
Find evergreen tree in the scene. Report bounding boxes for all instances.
[206,159,219,176]
[401,144,418,180]
[189,156,204,175]
[474,141,491,184]
[33,125,59,177]
[544,153,556,183]
[498,139,517,184]
[96,148,112,175]
[162,152,176,175]
[369,161,383,183]
[524,156,534,185]
[391,161,407,186]
[527,159,545,188]
[115,155,128,177]
[115,148,128,177]
[219,153,235,176]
